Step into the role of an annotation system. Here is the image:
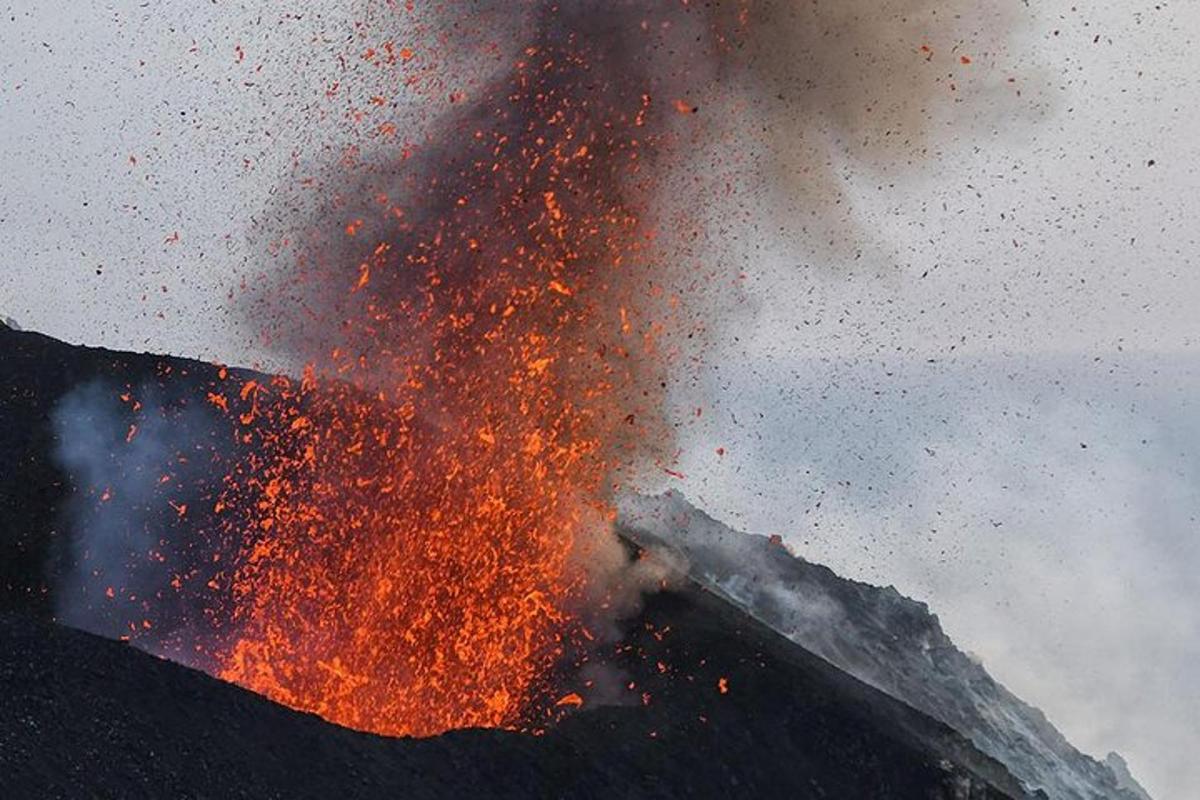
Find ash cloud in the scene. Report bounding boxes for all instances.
[713,0,1040,266]
[239,0,1037,466]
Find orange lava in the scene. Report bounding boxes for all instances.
[209,21,675,737]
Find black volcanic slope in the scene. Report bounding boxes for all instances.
[0,584,1029,800]
[0,326,1030,799]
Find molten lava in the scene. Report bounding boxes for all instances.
[205,9,696,737]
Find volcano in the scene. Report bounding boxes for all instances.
[0,324,1153,799]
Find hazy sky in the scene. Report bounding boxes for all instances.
[2,2,1198,797]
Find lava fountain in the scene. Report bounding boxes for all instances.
[203,3,742,736]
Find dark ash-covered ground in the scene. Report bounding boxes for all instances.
[0,584,1028,799]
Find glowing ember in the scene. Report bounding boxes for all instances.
[205,7,702,737]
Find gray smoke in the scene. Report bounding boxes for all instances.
[51,379,226,665]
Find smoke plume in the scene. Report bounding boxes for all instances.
[51,379,229,666]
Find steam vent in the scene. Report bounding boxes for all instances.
[1,2,1187,799]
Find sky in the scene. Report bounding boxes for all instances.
[2,2,1198,797]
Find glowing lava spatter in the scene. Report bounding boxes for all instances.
[207,8,704,737]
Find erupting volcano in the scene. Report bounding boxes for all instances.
[124,3,742,736]
[4,2,1178,798]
